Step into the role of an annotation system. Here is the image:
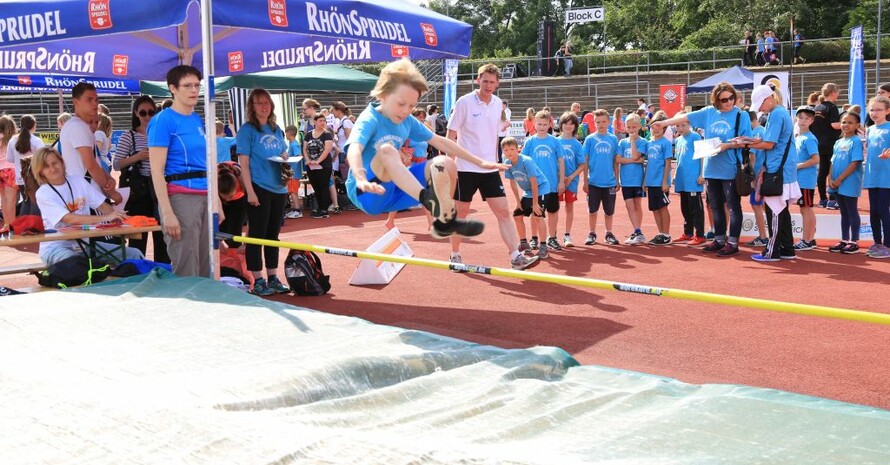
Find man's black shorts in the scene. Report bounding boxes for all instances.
[454,171,506,202]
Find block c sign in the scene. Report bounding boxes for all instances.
[566,7,605,24]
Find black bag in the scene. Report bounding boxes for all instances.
[435,113,448,137]
[119,131,152,204]
[731,112,754,196]
[36,255,110,289]
[284,250,331,296]
[760,117,793,198]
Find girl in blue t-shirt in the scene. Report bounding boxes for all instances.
[672,115,705,243]
[827,112,865,254]
[864,96,890,258]
[558,112,585,247]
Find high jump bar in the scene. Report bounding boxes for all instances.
[223,234,890,327]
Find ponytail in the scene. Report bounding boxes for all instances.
[15,115,36,155]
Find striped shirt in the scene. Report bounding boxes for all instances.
[113,130,152,177]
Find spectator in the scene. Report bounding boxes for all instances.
[6,115,44,205]
[755,33,765,66]
[612,107,627,139]
[300,98,320,134]
[303,114,334,219]
[215,119,237,164]
[743,31,756,66]
[811,83,842,208]
[283,125,304,220]
[52,112,71,150]
[237,88,291,296]
[94,113,113,172]
[793,29,805,64]
[0,115,18,233]
[561,43,573,77]
[97,103,110,115]
[523,107,536,137]
[806,92,821,106]
[498,100,512,161]
[332,101,353,180]
[148,65,212,277]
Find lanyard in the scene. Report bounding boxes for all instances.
[48,179,76,213]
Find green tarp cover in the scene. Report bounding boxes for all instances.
[1,270,888,464]
[140,64,377,96]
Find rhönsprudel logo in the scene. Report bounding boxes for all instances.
[663,88,679,103]
[112,55,128,76]
[268,0,288,27]
[391,46,409,58]
[89,0,113,30]
[17,76,32,85]
[420,23,438,47]
[228,52,244,73]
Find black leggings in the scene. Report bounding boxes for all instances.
[307,167,333,212]
[220,195,247,248]
[680,192,705,237]
[245,184,287,272]
[817,147,833,202]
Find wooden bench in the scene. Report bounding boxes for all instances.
[0,262,46,276]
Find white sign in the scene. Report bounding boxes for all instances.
[566,7,604,25]
[753,71,791,109]
[741,212,873,241]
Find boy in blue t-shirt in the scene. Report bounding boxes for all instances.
[581,109,621,246]
[558,112,585,247]
[793,106,820,250]
[672,114,705,244]
[284,125,304,219]
[345,59,504,240]
[645,112,674,245]
[616,113,648,245]
[503,137,547,264]
[521,110,565,251]
[215,119,237,164]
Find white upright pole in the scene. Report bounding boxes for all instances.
[879,0,883,86]
[201,0,219,279]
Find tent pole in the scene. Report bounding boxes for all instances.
[201,0,219,279]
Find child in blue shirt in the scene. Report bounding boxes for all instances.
[503,137,547,264]
[582,109,621,246]
[345,59,503,240]
[672,114,705,244]
[864,96,890,259]
[793,106,820,250]
[521,110,565,251]
[617,113,647,245]
[645,111,674,245]
[827,111,865,254]
[284,125,304,219]
[558,112,585,247]
[216,119,237,164]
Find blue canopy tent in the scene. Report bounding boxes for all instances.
[0,0,473,276]
[687,65,754,93]
[0,74,140,95]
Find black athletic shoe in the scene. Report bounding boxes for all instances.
[430,218,485,239]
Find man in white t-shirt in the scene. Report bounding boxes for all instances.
[447,64,534,270]
[60,82,121,203]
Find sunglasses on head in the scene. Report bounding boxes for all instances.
[718,95,737,104]
[138,109,156,117]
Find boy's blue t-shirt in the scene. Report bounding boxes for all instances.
[287,140,304,178]
[762,106,797,183]
[865,122,890,189]
[559,137,584,192]
[686,106,751,180]
[756,38,764,53]
[795,132,819,189]
[673,131,703,192]
[345,103,433,188]
[583,132,620,188]
[751,125,766,172]
[216,136,236,164]
[645,137,673,187]
[236,123,288,194]
[521,134,565,189]
[617,137,647,187]
[831,136,864,198]
[147,108,207,190]
[505,154,553,197]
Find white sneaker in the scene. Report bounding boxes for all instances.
[626,232,646,245]
[563,234,575,248]
[511,253,539,270]
[285,210,303,219]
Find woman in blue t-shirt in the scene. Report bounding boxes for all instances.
[236,88,292,296]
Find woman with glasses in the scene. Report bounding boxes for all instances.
[113,95,169,263]
[652,82,752,256]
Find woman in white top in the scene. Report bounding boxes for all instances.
[6,115,45,217]
[0,115,18,233]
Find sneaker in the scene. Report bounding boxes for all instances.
[828,242,847,253]
[285,210,303,219]
[649,234,672,246]
[604,232,619,245]
[688,236,707,247]
[702,240,725,253]
[431,218,485,239]
[793,240,816,251]
[751,253,780,262]
[546,236,562,251]
[311,210,327,219]
[250,278,275,296]
[584,232,597,245]
[328,206,342,215]
[267,275,290,294]
[841,243,861,254]
[344,204,359,211]
[511,253,539,270]
[419,165,455,223]
[716,243,739,257]
[529,236,540,250]
[825,200,839,210]
[449,253,466,273]
[870,245,890,259]
[780,250,797,260]
[627,232,647,245]
[866,244,881,257]
[818,199,828,208]
[746,237,768,247]
[674,234,694,243]
[518,240,531,254]
[537,243,549,259]
[563,234,575,248]
[705,230,716,240]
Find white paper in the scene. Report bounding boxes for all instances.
[114,187,130,213]
[693,138,723,159]
[267,155,303,164]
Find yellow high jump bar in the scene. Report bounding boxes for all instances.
[225,234,890,327]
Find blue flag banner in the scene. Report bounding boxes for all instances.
[0,74,139,94]
[849,25,866,109]
[443,59,458,118]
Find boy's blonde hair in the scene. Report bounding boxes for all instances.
[534,110,551,120]
[625,113,642,126]
[500,136,519,148]
[215,119,224,134]
[285,125,298,136]
[593,109,609,119]
[370,59,429,100]
[477,63,501,80]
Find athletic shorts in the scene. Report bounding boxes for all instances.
[515,196,546,217]
[0,168,14,189]
[287,178,301,194]
[749,190,763,206]
[647,187,670,211]
[797,188,815,208]
[454,171,506,202]
[559,190,578,203]
[347,162,426,215]
[622,186,646,200]
[587,186,617,215]
[542,192,560,213]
